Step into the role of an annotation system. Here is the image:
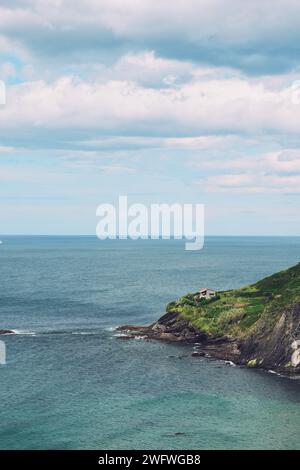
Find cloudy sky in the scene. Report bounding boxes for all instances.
[1,0,300,235]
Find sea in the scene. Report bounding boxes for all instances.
[0,236,299,450]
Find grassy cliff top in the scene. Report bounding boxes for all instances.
[166,262,300,337]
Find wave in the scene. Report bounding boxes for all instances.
[8,328,106,337]
[113,332,128,337]
[268,369,283,377]
[105,326,118,332]
[71,331,103,336]
[42,329,104,337]
[11,329,36,336]
[224,360,236,367]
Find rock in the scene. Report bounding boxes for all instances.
[241,303,300,374]
[116,325,148,332]
[192,351,205,357]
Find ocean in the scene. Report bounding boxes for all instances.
[0,236,299,450]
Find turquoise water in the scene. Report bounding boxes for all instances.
[0,236,300,450]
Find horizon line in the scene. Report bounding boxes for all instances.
[1,234,300,238]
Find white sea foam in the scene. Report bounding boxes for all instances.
[10,329,102,337]
[113,332,130,338]
[224,360,236,367]
[105,326,118,332]
[12,329,36,336]
[268,369,283,377]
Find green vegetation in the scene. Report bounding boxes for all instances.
[166,262,300,338]
[247,359,258,368]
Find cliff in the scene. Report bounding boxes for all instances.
[119,262,300,376]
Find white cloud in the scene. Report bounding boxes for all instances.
[197,172,300,193]
[190,149,300,172]
[1,74,300,137]
[9,1,300,42]
[0,146,15,153]
[105,51,193,87]
[166,135,250,150]
[98,164,136,174]
[1,1,300,75]
[191,149,300,193]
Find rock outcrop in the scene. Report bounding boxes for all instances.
[119,262,300,376]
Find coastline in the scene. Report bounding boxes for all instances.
[117,263,300,377]
[116,321,300,378]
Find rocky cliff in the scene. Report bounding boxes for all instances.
[119,262,300,376]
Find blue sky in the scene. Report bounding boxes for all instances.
[1,0,300,235]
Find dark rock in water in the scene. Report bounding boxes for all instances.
[163,431,186,438]
[0,329,14,335]
[116,325,148,332]
[192,351,205,357]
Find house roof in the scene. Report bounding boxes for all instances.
[199,288,215,293]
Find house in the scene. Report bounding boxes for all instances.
[198,288,216,300]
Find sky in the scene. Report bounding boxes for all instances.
[1,0,300,235]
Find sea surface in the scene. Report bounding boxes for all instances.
[0,236,300,450]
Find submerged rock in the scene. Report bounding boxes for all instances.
[191,351,205,357]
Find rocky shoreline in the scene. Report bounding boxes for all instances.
[117,323,241,361]
[117,313,245,365]
[117,287,300,377]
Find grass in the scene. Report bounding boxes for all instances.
[166,262,300,338]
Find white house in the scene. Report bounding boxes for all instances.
[198,288,216,300]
